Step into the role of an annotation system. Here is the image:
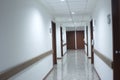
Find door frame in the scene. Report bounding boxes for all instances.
[52,21,57,64]
[112,0,120,79]
[86,26,89,56]
[90,20,94,64]
[60,27,63,57]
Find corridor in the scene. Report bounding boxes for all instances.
[45,50,100,80]
[0,0,118,80]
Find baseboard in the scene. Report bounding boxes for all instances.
[88,57,91,59]
[84,50,88,56]
[63,52,67,56]
[57,57,62,59]
[93,66,101,80]
[43,67,54,80]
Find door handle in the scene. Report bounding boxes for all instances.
[115,50,120,54]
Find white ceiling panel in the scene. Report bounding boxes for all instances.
[39,0,97,27]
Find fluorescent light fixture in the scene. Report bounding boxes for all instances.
[72,12,75,14]
[60,0,65,1]
[69,18,72,21]
[74,22,77,25]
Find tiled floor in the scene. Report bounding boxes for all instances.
[45,50,100,80]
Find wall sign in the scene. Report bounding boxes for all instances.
[107,14,111,24]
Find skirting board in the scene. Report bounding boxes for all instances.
[88,57,91,59]
[43,67,54,80]
[63,52,67,56]
[93,66,101,80]
[57,58,62,59]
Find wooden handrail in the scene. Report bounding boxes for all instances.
[0,50,53,80]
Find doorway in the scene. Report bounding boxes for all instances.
[90,20,94,64]
[66,31,75,49]
[76,31,85,49]
[60,27,63,57]
[66,31,84,50]
[52,21,57,64]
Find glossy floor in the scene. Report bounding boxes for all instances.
[45,50,100,80]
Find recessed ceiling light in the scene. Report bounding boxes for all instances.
[60,0,65,1]
[72,12,75,14]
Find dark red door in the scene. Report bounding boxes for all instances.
[76,31,84,49]
[66,31,85,50]
[66,31,75,49]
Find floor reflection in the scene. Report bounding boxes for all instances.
[45,50,100,80]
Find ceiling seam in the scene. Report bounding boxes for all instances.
[66,0,76,27]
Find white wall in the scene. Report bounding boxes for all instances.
[62,27,67,55]
[0,0,53,80]
[93,0,113,80]
[56,24,62,58]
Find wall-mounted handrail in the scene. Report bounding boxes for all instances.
[0,50,53,80]
[94,49,113,69]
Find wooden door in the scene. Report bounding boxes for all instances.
[76,31,84,49]
[66,31,75,49]
[52,22,57,64]
[112,0,120,79]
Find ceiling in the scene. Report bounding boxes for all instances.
[66,27,84,31]
[39,0,97,27]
